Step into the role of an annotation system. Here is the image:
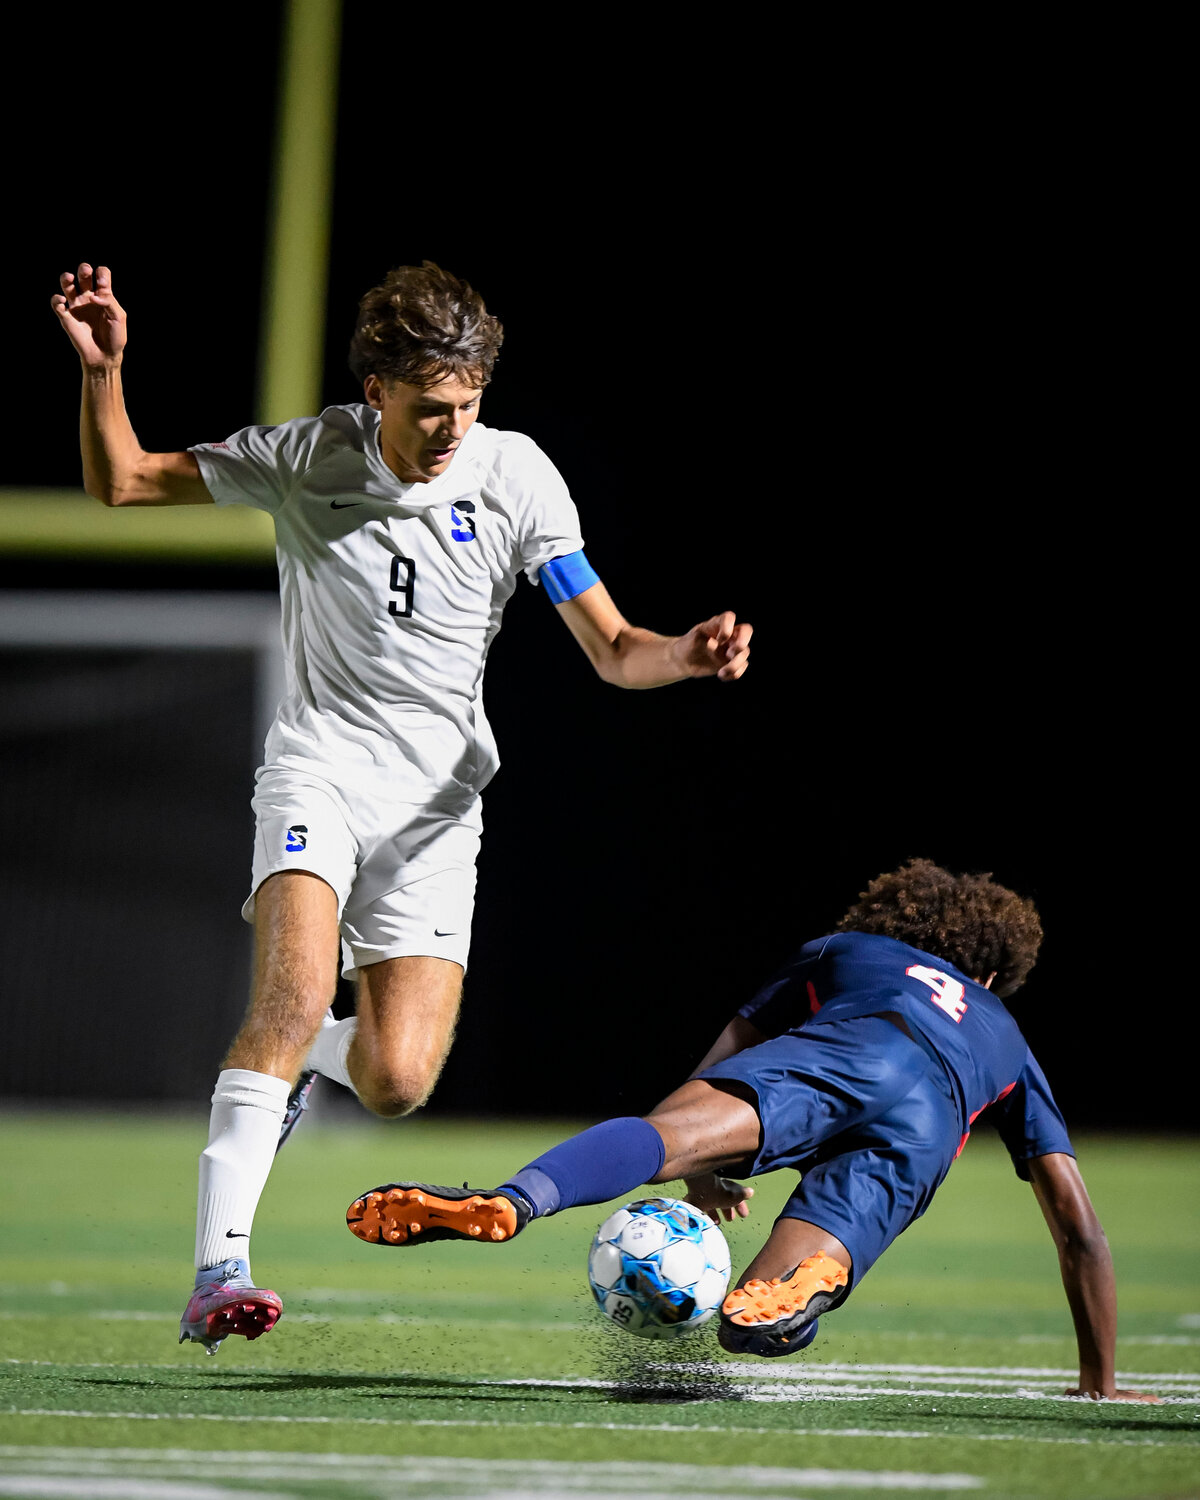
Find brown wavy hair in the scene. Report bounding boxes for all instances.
[348,262,504,390]
[836,857,1043,996]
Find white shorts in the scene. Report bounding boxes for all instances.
[243,765,482,978]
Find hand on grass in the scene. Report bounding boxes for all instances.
[1065,1385,1162,1403]
[51,264,127,367]
[684,1174,754,1222]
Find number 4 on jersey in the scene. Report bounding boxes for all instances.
[906,964,968,1022]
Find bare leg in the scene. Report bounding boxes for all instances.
[225,870,341,1083]
[185,871,343,1350]
[350,954,464,1117]
[736,1217,851,1286]
[716,1216,852,1357]
[641,1076,853,1357]
[644,1078,763,1179]
[718,1213,852,1356]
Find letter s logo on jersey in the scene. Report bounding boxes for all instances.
[450,501,476,542]
[906,964,968,1022]
[285,825,308,853]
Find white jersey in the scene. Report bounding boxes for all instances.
[192,405,584,801]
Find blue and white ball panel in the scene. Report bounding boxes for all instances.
[587,1197,731,1341]
[589,1240,625,1292]
[617,1214,669,1257]
[594,1207,635,1244]
[701,1221,732,1277]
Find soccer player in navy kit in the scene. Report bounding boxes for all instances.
[347,859,1158,1402]
[51,261,752,1353]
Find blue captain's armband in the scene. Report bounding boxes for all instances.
[540,550,600,604]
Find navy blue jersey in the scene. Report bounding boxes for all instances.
[981,1050,1074,1179]
[738,930,1073,1173]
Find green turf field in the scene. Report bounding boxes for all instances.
[1,1110,1196,1499]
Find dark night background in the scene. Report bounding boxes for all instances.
[1,11,1170,1128]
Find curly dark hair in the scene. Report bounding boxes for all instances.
[347,262,504,390]
[836,857,1043,997]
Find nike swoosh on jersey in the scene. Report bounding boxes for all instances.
[434,929,458,937]
[330,500,363,509]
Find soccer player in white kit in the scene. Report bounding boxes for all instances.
[51,261,753,1353]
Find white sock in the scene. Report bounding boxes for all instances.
[303,1015,358,1093]
[194,1068,291,1274]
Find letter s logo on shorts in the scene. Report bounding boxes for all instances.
[285,825,308,853]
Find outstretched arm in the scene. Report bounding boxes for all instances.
[555,581,751,688]
[1027,1153,1159,1402]
[51,264,211,507]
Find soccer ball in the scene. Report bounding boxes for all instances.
[587,1197,731,1340]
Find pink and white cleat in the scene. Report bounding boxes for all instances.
[178,1257,282,1355]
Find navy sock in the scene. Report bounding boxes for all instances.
[500,1117,666,1218]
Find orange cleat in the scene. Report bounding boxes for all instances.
[718,1250,849,1356]
[346,1182,529,1247]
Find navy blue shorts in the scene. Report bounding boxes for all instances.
[698,1014,962,1290]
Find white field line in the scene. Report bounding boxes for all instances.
[4,1309,1199,1348]
[6,1286,1198,1323]
[0,1309,595,1333]
[0,1481,287,1500]
[493,1372,1199,1397]
[0,1284,547,1305]
[0,1484,938,1500]
[0,1487,775,1500]
[660,1362,1200,1390]
[1,1410,1193,1449]
[0,1487,936,1500]
[6,1357,1199,1392]
[495,1381,1200,1404]
[291,1312,594,1331]
[5,1362,203,1371]
[731,1387,1198,1404]
[0,1449,985,1492]
[780,1361,1200,1380]
[1105,1336,1200,1346]
[1013,1332,1200,1348]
